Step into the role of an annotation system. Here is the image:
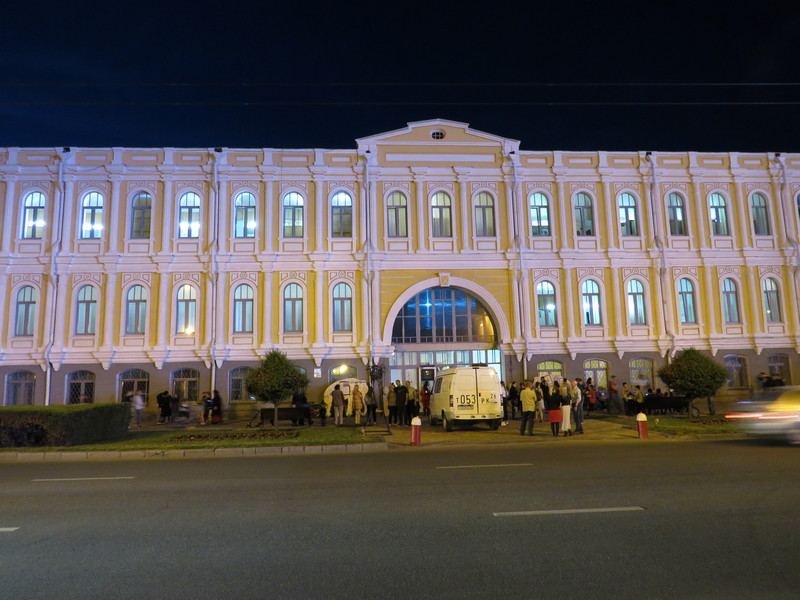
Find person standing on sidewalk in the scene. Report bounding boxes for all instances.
[571,379,584,434]
[331,384,345,426]
[560,380,573,436]
[394,380,408,425]
[546,380,562,437]
[132,391,145,428]
[519,381,537,436]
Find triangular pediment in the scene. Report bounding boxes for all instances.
[356,119,520,167]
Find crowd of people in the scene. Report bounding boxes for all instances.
[500,375,652,437]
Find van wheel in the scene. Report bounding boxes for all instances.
[490,419,501,431]
[443,413,453,432]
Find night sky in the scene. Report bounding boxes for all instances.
[1,0,798,152]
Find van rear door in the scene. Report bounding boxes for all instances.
[452,370,479,418]
[476,369,500,414]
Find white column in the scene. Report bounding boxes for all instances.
[414,175,426,252]
[264,179,274,253]
[314,264,325,345]
[161,178,174,255]
[314,177,324,253]
[2,178,16,253]
[458,175,470,252]
[108,177,121,254]
[101,272,118,348]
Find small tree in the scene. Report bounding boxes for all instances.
[245,350,309,405]
[657,347,728,415]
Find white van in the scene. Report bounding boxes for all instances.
[430,365,503,431]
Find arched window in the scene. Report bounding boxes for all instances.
[233,284,254,333]
[119,368,149,402]
[283,283,303,332]
[536,361,564,381]
[229,367,253,403]
[171,368,199,403]
[667,192,687,236]
[536,280,557,327]
[125,285,147,334]
[176,284,197,334]
[628,358,653,389]
[282,192,304,238]
[431,192,452,238]
[751,193,770,236]
[14,285,37,336]
[5,370,36,406]
[67,370,95,404]
[678,278,696,324]
[22,191,46,239]
[80,192,104,239]
[581,280,602,325]
[763,277,782,322]
[626,279,646,325]
[75,285,97,334]
[529,192,550,236]
[722,278,740,324]
[330,364,357,382]
[178,192,201,238]
[584,359,609,390]
[574,192,594,236]
[708,193,729,236]
[724,355,749,389]
[331,191,352,238]
[332,282,352,332]
[129,192,152,239]
[386,191,408,238]
[474,192,496,237]
[391,287,496,344]
[233,191,256,238]
[618,192,639,236]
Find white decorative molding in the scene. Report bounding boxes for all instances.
[229,180,258,192]
[231,271,258,284]
[175,181,204,193]
[673,266,698,278]
[577,267,604,280]
[279,180,308,192]
[613,182,640,194]
[172,272,201,285]
[622,267,649,279]
[532,268,560,281]
[382,181,411,193]
[744,182,770,194]
[702,182,730,195]
[127,180,157,192]
[427,181,455,193]
[328,180,357,193]
[279,271,308,283]
[717,265,741,277]
[569,182,596,193]
[759,265,781,277]
[73,273,103,284]
[525,182,554,194]
[438,272,450,287]
[470,181,498,193]
[122,272,152,286]
[77,180,109,192]
[12,273,43,285]
[19,180,51,192]
[328,270,355,283]
[661,182,689,194]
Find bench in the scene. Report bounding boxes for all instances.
[248,406,314,428]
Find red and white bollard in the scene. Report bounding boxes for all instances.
[410,416,422,446]
[636,412,648,439]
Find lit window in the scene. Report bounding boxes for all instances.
[667,192,687,236]
[14,286,37,336]
[331,191,353,238]
[530,192,550,236]
[283,283,303,332]
[234,191,257,238]
[431,192,452,238]
[178,192,201,239]
[5,370,36,406]
[618,192,639,236]
[125,285,147,334]
[80,192,104,239]
[130,192,152,239]
[233,284,254,333]
[678,278,696,324]
[332,282,352,332]
[763,277,782,323]
[75,285,98,335]
[626,279,646,325]
[574,192,594,236]
[581,279,602,325]
[536,281,557,327]
[722,278,740,324]
[176,284,197,334]
[387,191,408,238]
[22,191,46,240]
[751,193,770,236]
[709,193,729,236]
[474,192,496,237]
[283,192,304,238]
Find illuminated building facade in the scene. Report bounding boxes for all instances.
[1,119,798,408]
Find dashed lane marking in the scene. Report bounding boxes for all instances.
[494,506,646,517]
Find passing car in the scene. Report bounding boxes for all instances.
[726,387,800,445]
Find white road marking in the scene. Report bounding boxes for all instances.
[494,506,646,517]
[31,476,136,482]
[1,528,21,532]
[436,463,533,469]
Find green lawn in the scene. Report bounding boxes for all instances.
[2,425,385,452]
[590,413,739,436]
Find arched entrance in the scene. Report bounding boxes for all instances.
[389,286,502,387]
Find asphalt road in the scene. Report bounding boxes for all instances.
[2,439,799,600]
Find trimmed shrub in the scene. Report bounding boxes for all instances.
[0,403,130,447]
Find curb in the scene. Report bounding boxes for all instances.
[0,441,390,463]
